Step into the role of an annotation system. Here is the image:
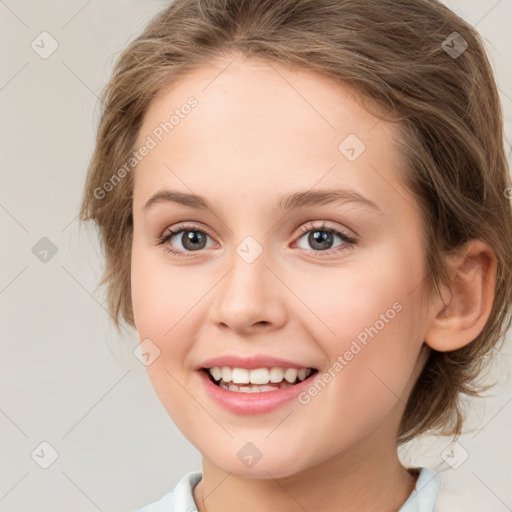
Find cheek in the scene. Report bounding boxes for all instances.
[131,240,203,337]
[294,243,423,350]
[292,242,426,404]
[130,242,205,423]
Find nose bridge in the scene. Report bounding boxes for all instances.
[209,233,285,331]
[222,235,269,307]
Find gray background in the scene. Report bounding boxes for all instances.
[1,1,511,511]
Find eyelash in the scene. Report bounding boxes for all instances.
[156,222,358,259]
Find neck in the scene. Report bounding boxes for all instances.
[193,438,417,512]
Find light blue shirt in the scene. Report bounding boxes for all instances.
[135,467,442,511]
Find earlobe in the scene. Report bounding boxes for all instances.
[424,239,497,352]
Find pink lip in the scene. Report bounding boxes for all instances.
[197,367,318,415]
[197,355,314,370]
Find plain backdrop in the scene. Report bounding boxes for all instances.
[1,1,511,511]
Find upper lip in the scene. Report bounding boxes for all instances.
[198,355,316,370]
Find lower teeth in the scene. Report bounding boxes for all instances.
[217,380,295,393]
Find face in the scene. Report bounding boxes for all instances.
[131,54,432,478]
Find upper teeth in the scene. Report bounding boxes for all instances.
[208,367,312,385]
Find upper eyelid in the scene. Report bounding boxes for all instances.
[296,222,355,238]
[163,222,214,240]
[161,221,355,244]
[159,222,357,261]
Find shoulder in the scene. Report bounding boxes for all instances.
[134,471,202,512]
[434,466,501,512]
[400,467,442,511]
[400,464,496,512]
[132,467,493,511]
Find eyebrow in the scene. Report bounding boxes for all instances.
[143,188,382,214]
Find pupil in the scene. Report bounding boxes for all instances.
[183,230,206,250]
[180,229,333,251]
[310,230,332,250]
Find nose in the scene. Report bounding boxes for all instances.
[208,244,287,335]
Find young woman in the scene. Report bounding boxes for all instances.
[80,1,512,510]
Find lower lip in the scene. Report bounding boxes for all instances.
[197,369,317,414]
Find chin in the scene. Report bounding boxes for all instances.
[206,452,309,480]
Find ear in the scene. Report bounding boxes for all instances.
[424,239,497,352]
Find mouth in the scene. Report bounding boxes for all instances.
[201,366,319,393]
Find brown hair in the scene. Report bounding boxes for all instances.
[79,0,512,444]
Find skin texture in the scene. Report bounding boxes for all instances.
[130,54,496,512]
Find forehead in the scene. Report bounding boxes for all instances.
[139,54,382,150]
[133,55,409,219]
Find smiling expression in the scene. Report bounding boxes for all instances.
[130,54,432,478]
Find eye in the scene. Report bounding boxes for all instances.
[157,221,357,259]
[157,223,215,258]
[294,222,357,256]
